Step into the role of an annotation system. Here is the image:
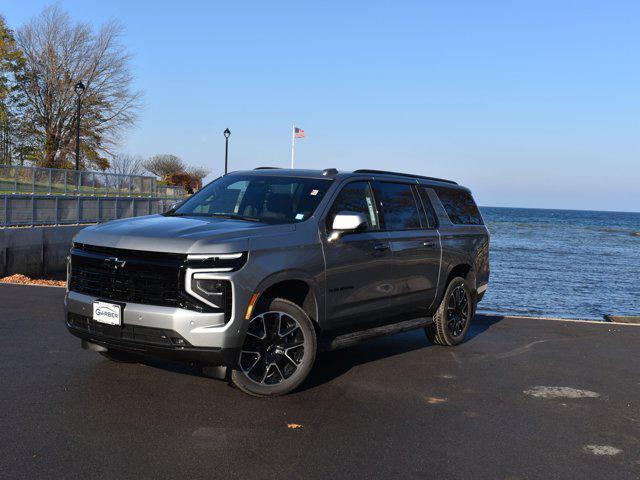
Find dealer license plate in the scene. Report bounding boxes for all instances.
[92,301,122,326]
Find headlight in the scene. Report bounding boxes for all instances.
[190,274,229,310]
[185,252,247,272]
[184,253,243,316]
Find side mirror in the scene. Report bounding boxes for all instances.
[166,200,185,214]
[328,211,368,242]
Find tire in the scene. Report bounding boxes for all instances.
[99,349,143,363]
[425,276,474,346]
[231,298,317,397]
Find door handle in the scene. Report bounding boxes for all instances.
[373,243,390,251]
[422,241,436,248]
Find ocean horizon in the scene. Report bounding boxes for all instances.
[477,206,640,320]
[481,205,640,215]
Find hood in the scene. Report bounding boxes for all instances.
[73,214,296,254]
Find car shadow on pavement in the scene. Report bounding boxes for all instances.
[298,314,505,392]
[119,314,506,392]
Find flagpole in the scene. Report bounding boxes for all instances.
[291,124,295,168]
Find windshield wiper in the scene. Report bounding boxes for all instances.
[209,213,261,222]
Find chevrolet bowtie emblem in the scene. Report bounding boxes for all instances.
[104,257,126,270]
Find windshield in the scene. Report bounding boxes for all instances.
[172,175,332,224]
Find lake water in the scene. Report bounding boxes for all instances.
[478,207,640,320]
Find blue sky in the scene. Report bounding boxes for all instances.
[4,1,639,211]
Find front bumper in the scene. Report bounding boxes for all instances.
[66,290,248,346]
[66,313,240,366]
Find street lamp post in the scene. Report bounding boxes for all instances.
[74,82,85,171]
[223,128,231,174]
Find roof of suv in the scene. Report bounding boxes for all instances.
[231,167,464,189]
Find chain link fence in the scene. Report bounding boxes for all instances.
[0,165,185,199]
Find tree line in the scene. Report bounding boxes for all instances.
[0,6,208,190]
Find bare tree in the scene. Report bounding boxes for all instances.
[108,152,144,176]
[144,153,185,179]
[187,165,210,182]
[14,6,142,169]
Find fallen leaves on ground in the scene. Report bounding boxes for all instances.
[0,274,66,287]
[425,396,447,405]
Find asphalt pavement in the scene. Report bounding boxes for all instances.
[1,283,639,479]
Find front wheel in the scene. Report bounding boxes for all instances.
[231,298,317,397]
[425,277,474,346]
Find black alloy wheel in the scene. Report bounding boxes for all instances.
[239,311,305,385]
[425,277,474,346]
[231,298,317,397]
[446,285,470,338]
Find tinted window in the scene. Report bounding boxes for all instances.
[175,175,331,224]
[375,182,421,230]
[328,181,378,230]
[433,187,483,225]
[417,187,439,228]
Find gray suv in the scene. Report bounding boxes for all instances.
[66,168,489,396]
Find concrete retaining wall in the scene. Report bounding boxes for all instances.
[0,192,178,276]
[0,225,86,277]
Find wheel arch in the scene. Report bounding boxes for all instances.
[444,263,478,301]
[252,271,323,331]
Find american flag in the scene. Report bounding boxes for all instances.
[294,127,305,138]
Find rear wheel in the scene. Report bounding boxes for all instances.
[99,349,143,363]
[231,298,317,397]
[425,277,474,346]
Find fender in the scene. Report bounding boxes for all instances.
[434,259,477,306]
[251,269,325,327]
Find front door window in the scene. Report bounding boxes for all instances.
[326,181,379,230]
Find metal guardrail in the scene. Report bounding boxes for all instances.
[0,165,185,199]
[1,194,176,227]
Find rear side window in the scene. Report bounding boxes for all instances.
[327,181,379,230]
[375,182,421,230]
[433,187,484,225]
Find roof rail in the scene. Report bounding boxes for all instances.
[353,169,458,185]
[322,168,338,177]
[254,166,281,170]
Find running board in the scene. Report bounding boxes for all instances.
[321,317,432,352]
